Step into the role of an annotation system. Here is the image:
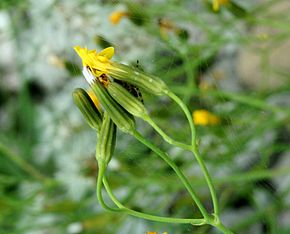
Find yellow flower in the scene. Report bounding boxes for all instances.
[74,45,168,95]
[73,45,114,78]
[109,11,128,25]
[212,0,230,12]
[193,110,220,126]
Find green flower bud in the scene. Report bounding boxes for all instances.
[107,82,148,119]
[96,112,116,166]
[109,63,169,96]
[82,67,136,134]
[72,88,102,132]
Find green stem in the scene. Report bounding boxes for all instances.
[102,176,206,225]
[192,148,219,216]
[96,163,120,212]
[0,142,46,181]
[144,115,191,150]
[214,222,234,234]
[166,91,196,146]
[132,130,210,221]
[166,91,219,216]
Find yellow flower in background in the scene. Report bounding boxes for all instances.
[74,46,114,78]
[193,110,220,126]
[109,11,128,25]
[212,0,230,12]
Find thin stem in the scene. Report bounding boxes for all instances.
[166,91,196,146]
[132,130,210,221]
[192,148,220,216]
[96,163,120,212]
[214,221,234,234]
[144,115,191,150]
[166,91,220,216]
[0,142,46,181]
[102,176,206,225]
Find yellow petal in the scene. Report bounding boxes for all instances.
[97,47,114,59]
[73,45,84,57]
[74,45,98,67]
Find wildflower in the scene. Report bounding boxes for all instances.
[73,46,115,80]
[193,110,220,126]
[109,11,128,25]
[84,67,136,134]
[74,46,168,95]
[212,0,230,12]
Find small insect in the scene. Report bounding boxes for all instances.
[86,66,111,87]
[88,63,143,103]
[115,79,144,104]
[98,73,110,87]
[116,60,143,103]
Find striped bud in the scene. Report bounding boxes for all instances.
[107,82,148,119]
[109,63,169,96]
[73,88,102,132]
[83,68,136,134]
[96,112,116,166]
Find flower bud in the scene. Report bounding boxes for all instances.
[83,68,136,134]
[107,82,148,119]
[109,63,169,96]
[72,88,102,132]
[96,112,116,166]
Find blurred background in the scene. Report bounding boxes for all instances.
[0,0,290,233]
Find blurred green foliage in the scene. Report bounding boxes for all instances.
[0,0,290,233]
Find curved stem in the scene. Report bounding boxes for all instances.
[192,148,220,216]
[166,91,220,216]
[132,130,210,221]
[144,115,191,150]
[97,164,204,224]
[96,163,120,212]
[166,91,196,146]
[102,176,206,225]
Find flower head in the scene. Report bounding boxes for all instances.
[109,11,128,25]
[74,46,114,79]
[193,110,220,126]
[74,46,168,95]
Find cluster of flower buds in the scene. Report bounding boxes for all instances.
[73,46,170,168]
